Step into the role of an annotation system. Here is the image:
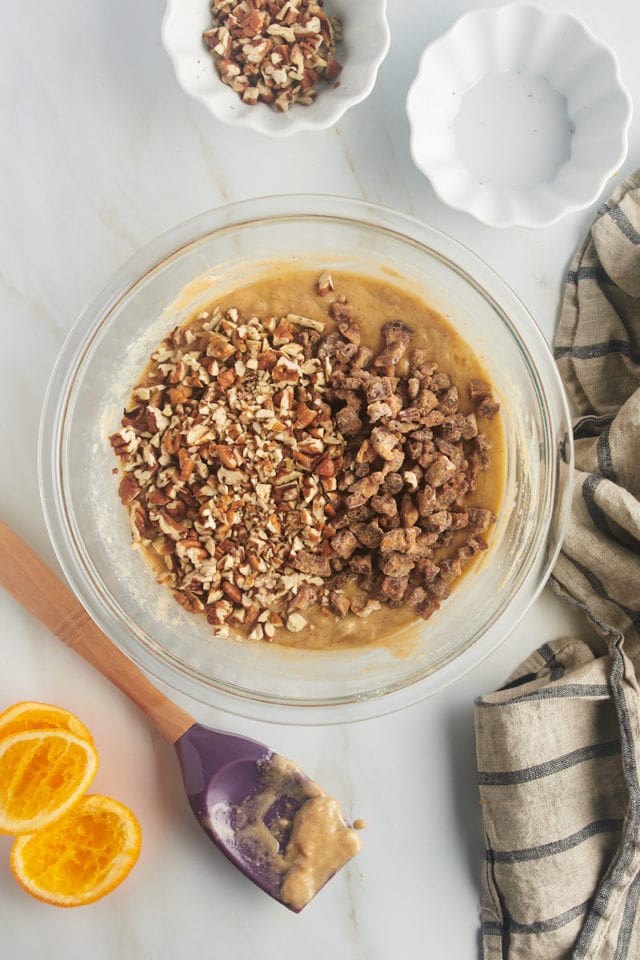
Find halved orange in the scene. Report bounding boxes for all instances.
[0,702,93,745]
[11,795,141,907]
[0,729,98,835]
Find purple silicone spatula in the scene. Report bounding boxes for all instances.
[0,521,356,910]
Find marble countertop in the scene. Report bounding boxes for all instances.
[1,1,638,957]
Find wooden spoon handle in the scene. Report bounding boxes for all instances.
[0,521,194,744]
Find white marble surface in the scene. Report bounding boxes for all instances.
[1,1,638,957]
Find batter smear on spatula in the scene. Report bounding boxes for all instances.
[211,753,363,911]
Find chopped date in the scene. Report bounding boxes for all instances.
[379,527,410,553]
[478,397,501,420]
[370,426,399,461]
[379,552,415,578]
[467,508,496,532]
[352,521,383,550]
[405,586,427,607]
[330,529,359,559]
[349,552,372,578]
[468,378,500,420]
[291,550,332,578]
[381,575,409,601]
[468,378,492,402]
[422,510,452,535]
[330,300,355,324]
[381,321,414,345]
[365,378,393,403]
[379,514,402,531]
[381,473,404,495]
[370,494,398,517]
[439,558,462,582]
[336,405,363,436]
[424,455,456,488]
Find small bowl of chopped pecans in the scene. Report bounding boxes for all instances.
[161,0,390,135]
[39,196,573,722]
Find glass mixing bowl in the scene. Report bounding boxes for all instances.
[39,196,573,723]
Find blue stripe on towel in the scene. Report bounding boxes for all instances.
[487,818,623,864]
[478,740,620,785]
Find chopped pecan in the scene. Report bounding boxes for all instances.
[405,586,427,608]
[416,598,440,620]
[205,0,342,112]
[438,386,459,415]
[289,582,319,610]
[338,321,361,346]
[286,611,308,632]
[317,272,334,297]
[329,590,350,617]
[381,321,414,345]
[174,590,205,614]
[415,558,440,584]
[352,598,381,618]
[118,475,140,506]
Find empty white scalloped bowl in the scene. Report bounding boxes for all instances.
[406,2,632,227]
[162,0,390,137]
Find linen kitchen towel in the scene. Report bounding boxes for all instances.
[475,169,640,960]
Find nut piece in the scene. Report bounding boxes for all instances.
[110,298,346,640]
[286,612,308,633]
[111,271,500,642]
[309,289,499,623]
[317,272,334,297]
[203,1,343,112]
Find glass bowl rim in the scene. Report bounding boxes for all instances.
[38,194,574,725]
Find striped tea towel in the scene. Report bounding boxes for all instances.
[475,169,640,960]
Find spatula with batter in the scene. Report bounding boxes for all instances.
[0,521,362,911]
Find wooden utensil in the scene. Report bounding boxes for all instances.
[0,521,357,910]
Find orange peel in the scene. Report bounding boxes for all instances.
[11,794,141,907]
[0,701,93,744]
[0,729,98,835]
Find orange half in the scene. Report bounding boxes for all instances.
[11,795,141,907]
[0,729,98,835]
[0,701,93,745]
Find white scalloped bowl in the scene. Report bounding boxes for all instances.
[406,2,632,227]
[162,0,390,137]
